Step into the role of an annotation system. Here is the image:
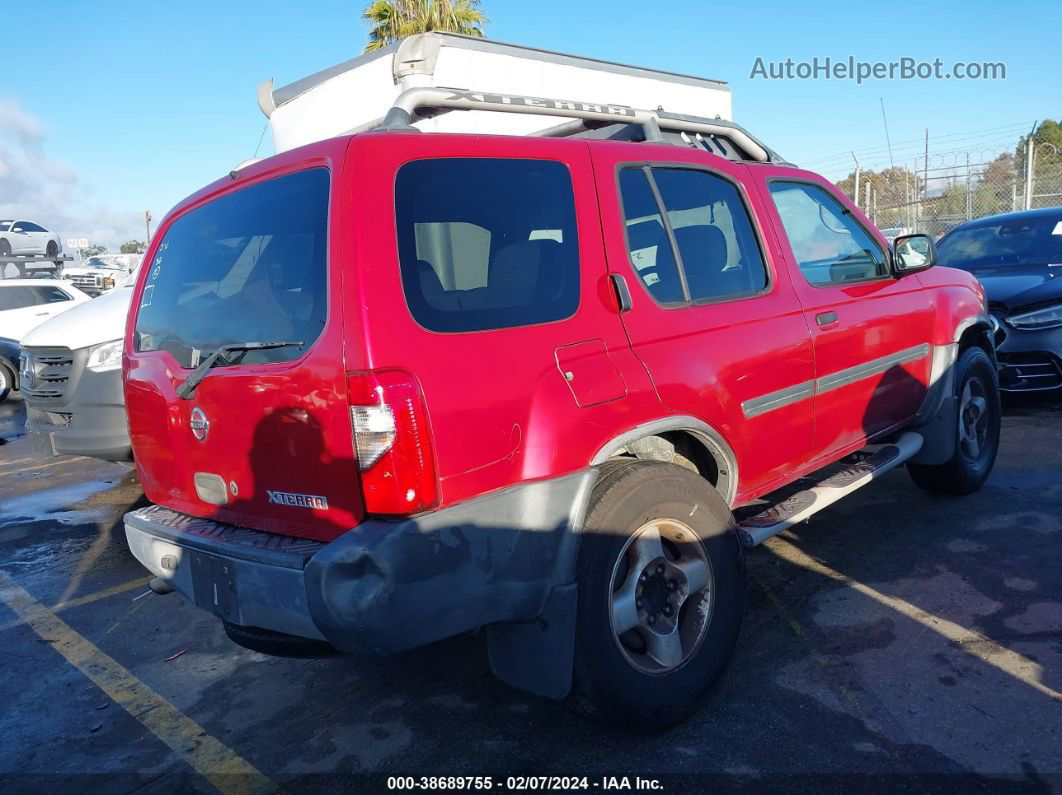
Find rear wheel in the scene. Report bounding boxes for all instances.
[908,345,1000,495]
[46,240,58,257]
[565,460,745,731]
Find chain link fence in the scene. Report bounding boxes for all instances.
[831,136,1062,240]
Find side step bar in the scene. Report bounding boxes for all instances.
[737,432,924,548]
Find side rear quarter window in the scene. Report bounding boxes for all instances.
[769,182,889,286]
[395,158,580,333]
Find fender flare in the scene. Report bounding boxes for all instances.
[589,415,739,508]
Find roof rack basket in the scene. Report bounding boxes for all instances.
[369,87,788,164]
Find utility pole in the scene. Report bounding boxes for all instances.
[904,170,911,231]
[1023,122,1038,211]
[922,128,929,208]
[965,153,972,221]
[851,152,861,210]
[1027,137,1036,210]
[145,210,153,244]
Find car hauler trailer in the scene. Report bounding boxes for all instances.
[257,32,735,153]
[1,255,74,279]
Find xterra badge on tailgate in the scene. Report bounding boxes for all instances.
[266,490,329,510]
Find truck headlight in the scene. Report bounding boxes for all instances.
[1006,304,1062,331]
[86,339,123,372]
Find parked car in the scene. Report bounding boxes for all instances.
[21,270,137,460]
[122,90,999,730]
[0,279,89,343]
[0,336,20,402]
[937,207,1062,391]
[0,220,62,258]
[63,253,140,296]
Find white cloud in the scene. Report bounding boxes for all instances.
[0,98,143,250]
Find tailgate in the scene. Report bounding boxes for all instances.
[125,167,362,541]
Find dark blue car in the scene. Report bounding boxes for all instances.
[937,207,1062,392]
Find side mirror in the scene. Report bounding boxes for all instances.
[12,227,24,233]
[893,233,936,275]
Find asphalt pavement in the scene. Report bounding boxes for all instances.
[0,391,1059,793]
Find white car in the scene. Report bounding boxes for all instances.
[0,220,63,258]
[0,279,90,343]
[21,268,137,460]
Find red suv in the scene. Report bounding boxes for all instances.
[123,90,999,729]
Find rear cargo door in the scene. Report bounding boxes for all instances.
[125,162,362,541]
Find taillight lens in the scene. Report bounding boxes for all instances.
[347,369,438,515]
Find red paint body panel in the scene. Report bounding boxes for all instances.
[749,167,935,458]
[123,130,987,541]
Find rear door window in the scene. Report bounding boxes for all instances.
[618,166,768,305]
[650,168,768,301]
[395,158,580,333]
[134,169,329,367]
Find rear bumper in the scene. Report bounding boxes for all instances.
[124,471,595,654]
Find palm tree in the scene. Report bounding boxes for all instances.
[362,0,487,52]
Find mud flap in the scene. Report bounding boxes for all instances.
[486,582,578,700]
[909,394,959,466]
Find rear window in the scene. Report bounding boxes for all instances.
[395,158,580,333]
[134,169,329,367]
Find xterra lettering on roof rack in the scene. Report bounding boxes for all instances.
[369,87,789,166]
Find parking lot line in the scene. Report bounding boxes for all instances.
[0,457,83,476]
[767,536,1062,703]
[0,571,278,795]
[0,576,151,634]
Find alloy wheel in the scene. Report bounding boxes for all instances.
[609,518,714,674]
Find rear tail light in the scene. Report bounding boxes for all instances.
[347,369,438,515]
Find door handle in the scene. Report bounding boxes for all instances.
[608,273,633,313]
[815,311,839,327]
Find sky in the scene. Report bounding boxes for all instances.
[2,0,1059,248]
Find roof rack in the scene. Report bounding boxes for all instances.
[370,87,789,165]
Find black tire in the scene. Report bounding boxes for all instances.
[565,459,745,731]
[46,241,58,258]
[222,620,337,659]
[908,345,1000,495]
[0,364,11,402]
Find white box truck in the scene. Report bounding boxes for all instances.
[258,32,735,153]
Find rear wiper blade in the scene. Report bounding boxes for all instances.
[176,341,303,400]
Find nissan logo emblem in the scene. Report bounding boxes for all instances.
[189,407,209,441]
